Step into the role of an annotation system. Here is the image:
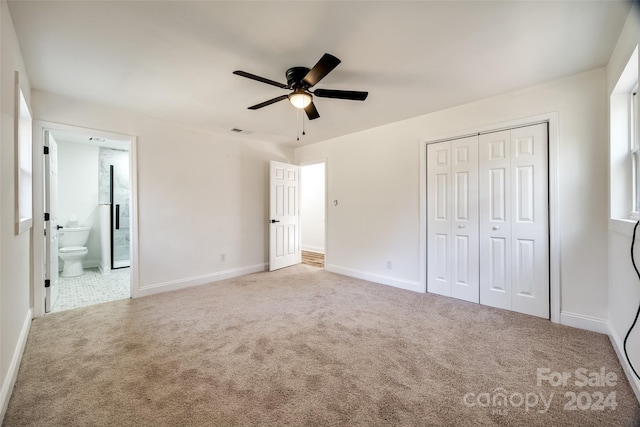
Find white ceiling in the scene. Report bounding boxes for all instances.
[49,129,129,151]
[7,1,633,147]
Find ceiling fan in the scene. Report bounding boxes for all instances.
[233,53,368,120]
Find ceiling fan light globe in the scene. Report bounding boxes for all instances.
[289,92,312,109]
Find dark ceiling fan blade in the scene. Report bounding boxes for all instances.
[304,101,320,120]
[233,70,288,89]
[313,88,368,101]
[303,53,341,87]
[248,94,289,110]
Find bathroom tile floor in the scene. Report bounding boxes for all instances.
[51,267,130,313]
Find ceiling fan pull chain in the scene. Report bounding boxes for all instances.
[302,113,306,136]
[296,109,300,141]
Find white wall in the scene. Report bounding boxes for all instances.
[0,0,32,420]
[607,9,640,400]
[56,140,101,267]
[295,68,609,323]
[31,90,293,297]
[300,163,325,254]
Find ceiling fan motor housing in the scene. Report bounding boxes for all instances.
[286,67,311,89]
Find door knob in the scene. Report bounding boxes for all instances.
[56,225,64,230]
[492,226,500,230]
[270,219,280,223]
[458,224,465,228]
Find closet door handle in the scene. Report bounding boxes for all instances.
[458,224,465,229]
[492,226,500,230]
[115,204,120,230]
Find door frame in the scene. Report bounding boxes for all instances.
[299,159,328,268]
[419,112,560,324]
[32,121,139,317]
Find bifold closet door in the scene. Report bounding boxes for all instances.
[478,123,549,318]
[427,136,479,303]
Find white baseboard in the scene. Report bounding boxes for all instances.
[301,246,325,254]
[559,313,640,403]
[0,308,32,422]
[608,322,640,404]
[137,263,267,297]
[325,264,422,293]
[560,311,609,334]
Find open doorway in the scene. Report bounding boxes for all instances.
[300,162,326,268]
[33,122,137,316]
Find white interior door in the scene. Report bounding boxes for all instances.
[427,137,479,302]
[44,131,59,313]
[269,160,300,271]
[479,123,549,318]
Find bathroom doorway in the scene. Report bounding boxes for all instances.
[35,123,137,315]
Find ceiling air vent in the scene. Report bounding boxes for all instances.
[229,128,253,135]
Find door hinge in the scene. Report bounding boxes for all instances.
[44,279,50,288]
[44,213,50,221]
[43,146,49,155]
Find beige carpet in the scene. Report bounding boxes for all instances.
[4,265,640,426]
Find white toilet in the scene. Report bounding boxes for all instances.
[58,227,91,277]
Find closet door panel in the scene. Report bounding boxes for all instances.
[451,137,479,303]
[479,130,512,310]
[510,123,549,318]
[427,142,453,296]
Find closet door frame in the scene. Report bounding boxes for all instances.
[419,113,560,324]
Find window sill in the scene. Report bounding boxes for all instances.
[610,218,639,237]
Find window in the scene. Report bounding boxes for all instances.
[631,89,639,217]
[16,71,32,234]
[610,46,639,221]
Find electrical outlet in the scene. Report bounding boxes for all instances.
[220,254,226,262]
[386,260,392,269]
